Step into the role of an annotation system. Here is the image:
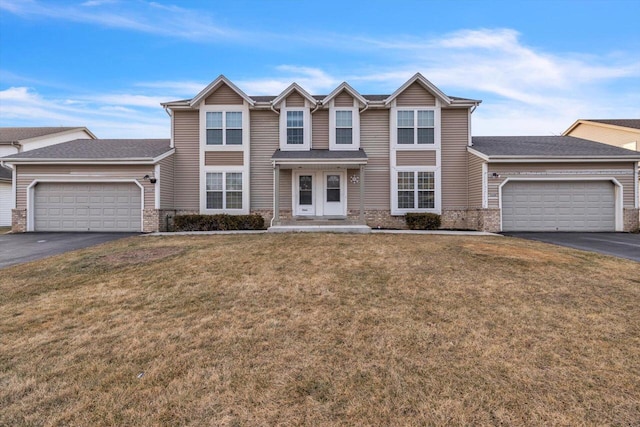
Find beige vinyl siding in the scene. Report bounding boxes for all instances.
[204,151,244,166]
[159,155,174,209]
[312,110,329,150]
[468,152,484,208]
[16,164,155,210]
[285,92,305,107]
[347,168,360,211]
[396,82,436,106]
[249,110,278,210]
[279,169,292,210]
[360,109,390,210]
[205,83,243,105]
[568,123,640,149]
[173,110,199,210]
[396,150,436,166]
[334,91,354,107]
[487,162,636,208]
[441,108,470,209]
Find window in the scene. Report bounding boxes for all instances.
[286,111,304,145]
[206,111,243,145]
[335,111,352,145]
[397,171,435,210]
[397,110,435,145]
[206,172,243,209]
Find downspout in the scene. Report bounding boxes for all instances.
[311,102,322,114]
[162,105,171,116]
[359,102,370,114]
[270,103,280,115]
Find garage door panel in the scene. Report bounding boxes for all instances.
[35,182,141,232]
[502,181,615,232]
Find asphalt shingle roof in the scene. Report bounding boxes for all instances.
[0,127,86,144]
[272,149,368,160]
[471,136,640,158]
[168,94,477,104]
[0,165,11,181]
[2,139,172,160]
[585,119,640,130]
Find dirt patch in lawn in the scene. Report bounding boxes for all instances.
[1,234,639,426]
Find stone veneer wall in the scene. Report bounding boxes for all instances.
[11,209,26,233]
[623,208,639,232]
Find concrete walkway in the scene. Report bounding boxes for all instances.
[147,229,499,236]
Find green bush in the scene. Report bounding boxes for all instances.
[173,214,265,231]
[405,213,441,230]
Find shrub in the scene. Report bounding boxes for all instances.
[173,214,265,231]
[405,213,441,230]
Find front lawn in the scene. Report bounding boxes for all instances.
[1,234,638,425]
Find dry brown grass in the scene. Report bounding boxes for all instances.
[1,234,639,426]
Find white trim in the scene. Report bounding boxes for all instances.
[26,178,144,232]
[322,82,368,107]
[199,105,249,148]
[154,164,160,210]
[11,167,16,211]
[635,162,639,209]
[481,162,488,208]
[2,149,176,165]
[292,170,347,217]
[293,171,316,216]
[385,73,451,106]
[391,167,441,215]
[273,159,367,167]
[271,83,317,108]
[280,107,311,151]
[497,177,624,232]
[169,109,175,148]
[466,147,640,163]
[200,167,249,214]
[190,75,255,107]
[329,106,360,151]
[467,147,489,161]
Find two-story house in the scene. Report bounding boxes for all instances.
[3,74,639,233]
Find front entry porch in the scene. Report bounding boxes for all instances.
[269,149,370,232]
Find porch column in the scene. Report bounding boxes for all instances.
[359,164,365,222]
[274,164,280,225]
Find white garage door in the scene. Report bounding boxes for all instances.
[34,182,141,232]
[0,182,11,226]
[502,181,615,232]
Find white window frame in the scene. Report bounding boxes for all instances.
[199,105,249,150]
[200,168,249,214]
[329,107,360,151]
[390,107,440,149]
[280,107,311,151]
[391,167,441,215]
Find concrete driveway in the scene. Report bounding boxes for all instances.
[504,232,640,262]
[0,232,138,269]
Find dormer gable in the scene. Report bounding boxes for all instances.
[385,73,451,107]
[190,75,255,108]
[322,82,368,108]
[271,83,317,109]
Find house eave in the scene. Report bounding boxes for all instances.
[2,149,175,165]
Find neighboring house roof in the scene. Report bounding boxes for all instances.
[563,119,640,135]
[272,149,368,164]
[0,127,97,143]
[1,139,173,163]
[0,165,11,182]
[470,136,640,160]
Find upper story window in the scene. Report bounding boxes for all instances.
[206,111,243,145]
[397,110,434,145]
[329,107,360,151]
[286,111,304,145]
[280,108,311,151]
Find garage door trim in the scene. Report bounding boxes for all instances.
[498,177,623,232]
[26,178,144,232]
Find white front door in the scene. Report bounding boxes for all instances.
[323,172,345,216]
[295,173,315,215]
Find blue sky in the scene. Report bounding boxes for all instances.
[0,0,639,138]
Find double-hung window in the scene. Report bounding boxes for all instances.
[397,171,435,210]
[329,107,359,150]
[206,111,243,145]
[206,172,243,210]
[397,110,435,145]
[335,110,353,145]
[286,111,304,145]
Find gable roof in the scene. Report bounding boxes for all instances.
[563,119,640,135]
[1,139,173,163]
[0,165,11,181]
[470,136,640,160]
[321,82,368,106]
[385,73,452,106]
[0,127,96,144]
[189,75,255,107]
[271,83,318,107]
